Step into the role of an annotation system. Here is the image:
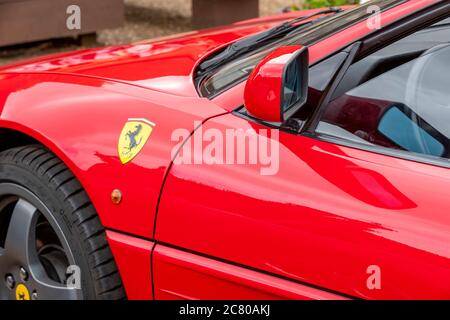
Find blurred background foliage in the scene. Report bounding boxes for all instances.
[302,0,360,9]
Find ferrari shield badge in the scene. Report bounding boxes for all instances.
[15,284,30,300]
[118,118,155,164]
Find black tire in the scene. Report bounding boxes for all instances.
[0,145,126,300]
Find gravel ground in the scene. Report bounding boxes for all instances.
[0,0,301,66]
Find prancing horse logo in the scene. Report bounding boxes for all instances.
[118,119,155,164]
[126,124,143,152]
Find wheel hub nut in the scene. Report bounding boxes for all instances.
[5,274,15,289]
[19,267,28,281]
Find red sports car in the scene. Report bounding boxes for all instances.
[0,0,449,300]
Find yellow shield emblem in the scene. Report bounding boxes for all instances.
[15,284,30,300]
[118,118,155,164]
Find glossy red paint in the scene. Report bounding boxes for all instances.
[0,72,226,238]
[244,45,303,122]
[153,245,348,300]
[0,0,444,300]
[156,112,450,300]
[106,231,154,300]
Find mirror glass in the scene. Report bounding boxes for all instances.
[282,58,303,112]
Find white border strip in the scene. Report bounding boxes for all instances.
[128,118,156,127]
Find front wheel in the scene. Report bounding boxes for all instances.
[0,145,125,300]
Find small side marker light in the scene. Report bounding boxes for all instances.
[111,189,122,205]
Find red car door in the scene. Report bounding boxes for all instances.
[153,15,450,300]
[154,112,450,299]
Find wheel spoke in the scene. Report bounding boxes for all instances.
[0,182,83,300]
[34,280,80,300]
[4,199,39,265]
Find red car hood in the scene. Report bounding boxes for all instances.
[0,9,332,97]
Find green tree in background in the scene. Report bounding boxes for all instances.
[302,0,360,9]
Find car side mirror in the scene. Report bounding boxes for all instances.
[244,45,309,123]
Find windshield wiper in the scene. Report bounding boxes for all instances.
[197,7,343,73]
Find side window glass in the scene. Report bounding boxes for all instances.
[316,43,450,161]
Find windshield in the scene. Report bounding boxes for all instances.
[197,0,404,98]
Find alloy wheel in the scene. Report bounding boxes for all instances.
[0,183,81,300]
